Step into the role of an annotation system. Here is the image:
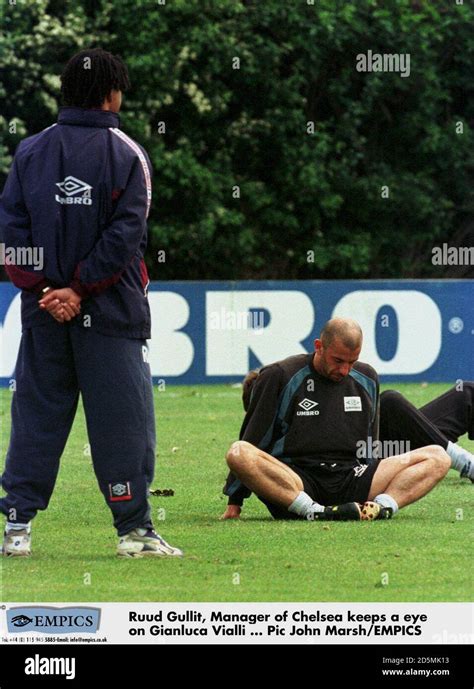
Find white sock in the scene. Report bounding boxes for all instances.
[288,491,324,518]
[6,521,31,533]
[374,494,399,514]
[447,442,474,477]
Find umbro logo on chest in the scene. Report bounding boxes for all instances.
[344,396,362,412]
[295,396,363,416]
[296,398,320,416]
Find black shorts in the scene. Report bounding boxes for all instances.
[258,460,378,520]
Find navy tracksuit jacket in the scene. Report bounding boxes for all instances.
[0,107,156,535]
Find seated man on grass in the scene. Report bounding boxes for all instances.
[239,368,474,483]
[221,317,451,522]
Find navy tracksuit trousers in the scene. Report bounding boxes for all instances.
[0,321,155,536]
[379,384,474,454]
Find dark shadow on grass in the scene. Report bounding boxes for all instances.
[179,513,274,524]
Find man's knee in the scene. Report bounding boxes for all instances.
[459,381,474,397]
[380,389,405,410]
[425,445,451,479]
[226,441,254,473]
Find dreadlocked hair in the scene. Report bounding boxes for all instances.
[60,48,131,108]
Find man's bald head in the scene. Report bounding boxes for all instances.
[313,318,363,382]
[320,318,363,351]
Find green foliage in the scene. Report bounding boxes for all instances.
[1,0,472,279]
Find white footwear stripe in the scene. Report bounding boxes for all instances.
[109,127,152,217]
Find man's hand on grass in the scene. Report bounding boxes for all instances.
[220,505,242,520]
[39,287,82,323]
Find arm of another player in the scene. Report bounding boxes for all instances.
[221,364,284,518]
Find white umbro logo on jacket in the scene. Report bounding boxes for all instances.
[55,175,92,205]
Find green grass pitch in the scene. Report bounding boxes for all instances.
[0,383,472,602]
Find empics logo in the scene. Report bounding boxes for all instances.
[25,655,76,681]
[7,606,101,634]
[55,176,92,205]
[11,614,33,627]
[297,398,320,416]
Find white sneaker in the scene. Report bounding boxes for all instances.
[117,528,183,558]
[2,528,31,557]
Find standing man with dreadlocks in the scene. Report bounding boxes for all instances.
[0,48,182,558]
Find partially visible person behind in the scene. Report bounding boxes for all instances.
[242,369,260,413]
[379,386,473,482]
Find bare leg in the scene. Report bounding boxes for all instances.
[226,441,304,508]
[368,445,450,508]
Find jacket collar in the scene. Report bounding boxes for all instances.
[58,106,120,129]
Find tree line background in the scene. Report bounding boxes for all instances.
[1,0,473,280]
